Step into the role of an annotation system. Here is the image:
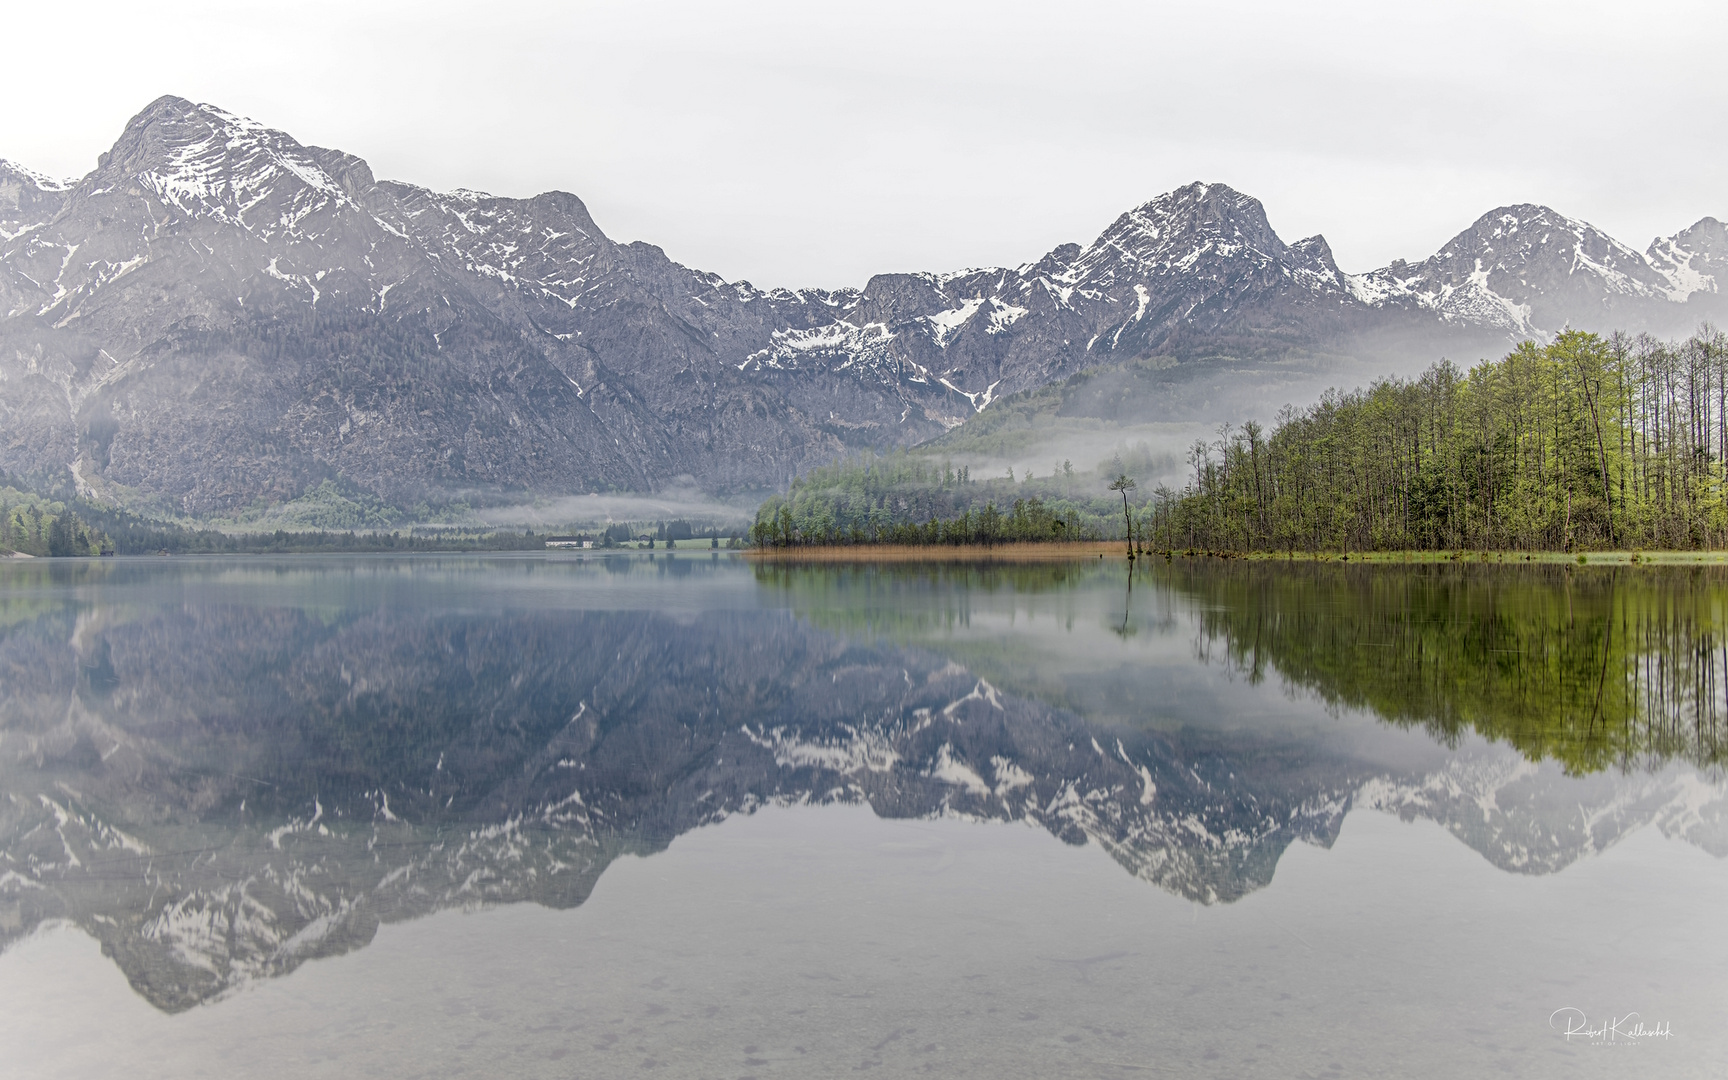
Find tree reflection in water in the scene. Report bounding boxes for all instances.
[1157,560,1728,774]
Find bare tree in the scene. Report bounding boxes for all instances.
[1109,473,1137,557]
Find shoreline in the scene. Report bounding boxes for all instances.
[1227,549,1728,565]
[744,542,1126,562]
[744,544,1728,565]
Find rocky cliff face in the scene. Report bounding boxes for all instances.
[2,97,1723,512]
[0,99,950,511]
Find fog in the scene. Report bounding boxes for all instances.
[469,484,758,532]
[934,422,1201,492]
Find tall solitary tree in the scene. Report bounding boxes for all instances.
[1109,474,1137,557]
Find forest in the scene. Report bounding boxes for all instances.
[1150,327,1728,552]
[747,450,1168,547]
[0,488,551,557]
[754,327,1728,552]
[0,491,113,556]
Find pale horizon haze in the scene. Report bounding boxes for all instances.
[3,0,1723,290]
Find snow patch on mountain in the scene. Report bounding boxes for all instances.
[135,101,349,236]
[741,320,897,372]
[0,160,72,193]
[920,296,1030,346]
[1647,218,1728,301]
[1349,204,1722,337]
[1649,236,1716,299]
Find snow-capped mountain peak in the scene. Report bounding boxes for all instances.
[100,95,354,237]
[1350,203,1720,337]
[1065,181,1296,290]
[1647,216,1728,301]
[0,159,73,239]
[0,96,1724,511]
[0,158,73,194]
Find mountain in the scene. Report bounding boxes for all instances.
[1349,204,1727,337]
[0,99,941,513]
[2,97,1723,514]
[0,161,69,237]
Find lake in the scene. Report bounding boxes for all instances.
[0,553,1723,1078]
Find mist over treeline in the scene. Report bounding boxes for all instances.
[0,478,745,556]
[748,446,1171,547]
[21,318,1728,556]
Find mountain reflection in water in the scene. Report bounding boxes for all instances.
[0,555,1724,1015]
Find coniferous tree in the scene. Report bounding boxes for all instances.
[47,514,72,557]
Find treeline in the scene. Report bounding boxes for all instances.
[1149,328,1728,552]
[1,476,747,558]
[2,495,114,557]
[749,452,1158,547]
[1,493,549,556]
[579,520,744,548]
[101,526,551,555]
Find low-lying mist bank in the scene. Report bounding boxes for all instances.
[2,480,756,557]
[178,478,759,536]
[893,329,1515,496]
[5,467,764,556]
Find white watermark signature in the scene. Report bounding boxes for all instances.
[1550,1008,1674,1046]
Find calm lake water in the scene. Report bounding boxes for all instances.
[1,553,1725,1078]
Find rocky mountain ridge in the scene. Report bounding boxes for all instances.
[2,97,1723,513]
[1350,203,1728,337]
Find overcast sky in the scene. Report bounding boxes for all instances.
[4,0,1724,288]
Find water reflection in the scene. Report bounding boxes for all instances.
[758,557,1728,773]
[1,555,1724,1016]
[1162,559,1728,773]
